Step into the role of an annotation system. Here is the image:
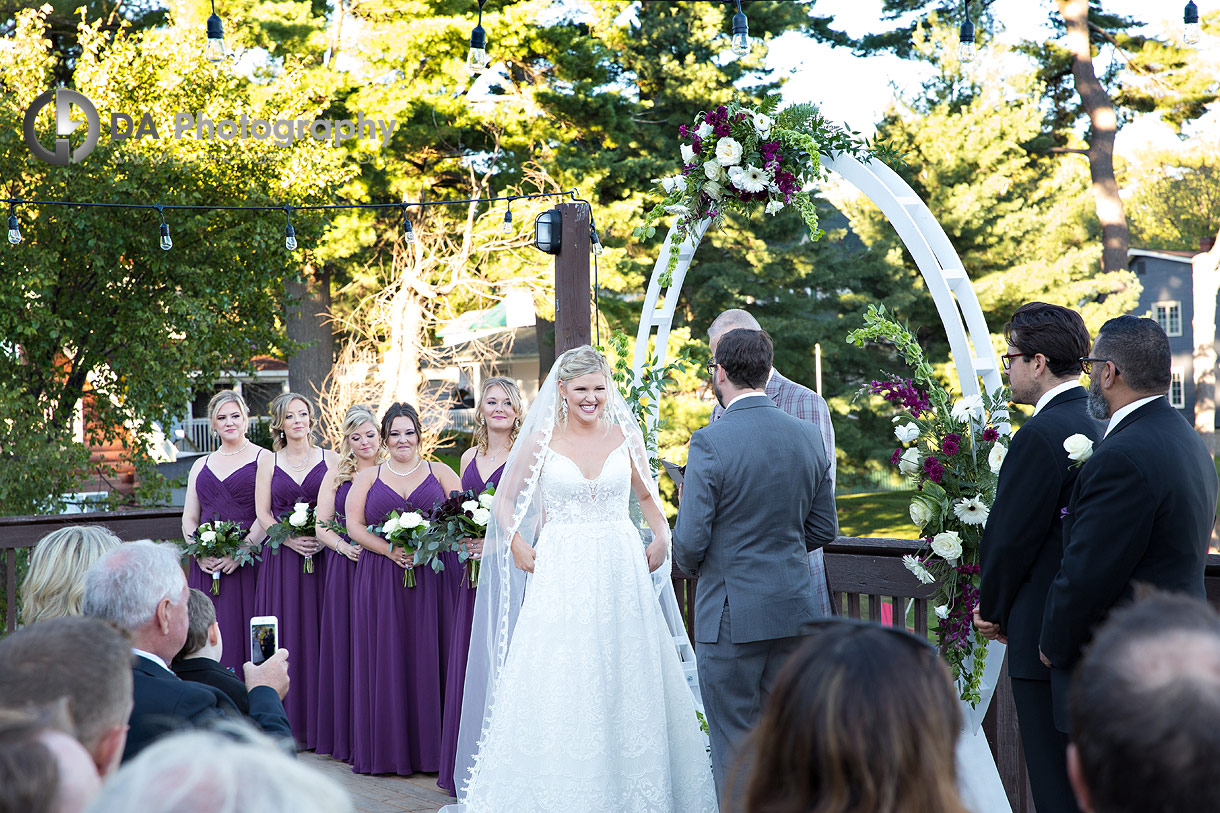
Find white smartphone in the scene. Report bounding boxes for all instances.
[249,616,279,665]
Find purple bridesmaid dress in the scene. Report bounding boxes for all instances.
[253,457,329,749]
[437,460,504,795]
[350,467,446,775]
[186,453,263,673]
[315,479,356,761]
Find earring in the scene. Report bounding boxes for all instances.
[560,399,569,419]
[514,418,521,429]
[478,415,486,426]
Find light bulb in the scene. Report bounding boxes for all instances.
[404,218,416,244]
[958,18,976,63]
[7,215,21,245]
[468,21,489,75]
[591,229,604,257]
[159,222,172,251]
[502,208,513,235]
[1185,2,1201,45]
[730,9,750,56]
[206,13,227,64]
[285,223,297,251]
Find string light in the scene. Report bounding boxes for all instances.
[156,205,172,251]
[730,0,750,56]
[284,207,297,251]
[958,0,976,63]
[402,203,416,244]
[502,198,514,235]
[468,0,490,75]
[206,0,227,64]
[590,216,604,257]
[1185,2,1201,45]
[7,206,20,245]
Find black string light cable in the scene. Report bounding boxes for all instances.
[571,194,602,346]
[2,189,586,251]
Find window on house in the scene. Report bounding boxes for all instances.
[1153,301,1182,337]
[1170,368,1185,408]
[243,382,283,418]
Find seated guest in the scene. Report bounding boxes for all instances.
[81,540,292,761]
[86,724,351,813]
[0,616,133,778]
[738,619,969,813]
[172,589,248,714]
[0,703,102,813]
[1068,591,1220,813]
[21,526,121,625]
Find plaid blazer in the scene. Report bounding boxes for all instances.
[709,368,837,614]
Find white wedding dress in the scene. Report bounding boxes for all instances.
[459,441,718,812]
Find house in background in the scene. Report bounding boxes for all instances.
[173,356,289,457]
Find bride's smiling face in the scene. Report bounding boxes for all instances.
[560,373,608,424]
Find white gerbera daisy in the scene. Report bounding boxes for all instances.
[730,165,768,193]
[902,554,936,585]
[953,495,989,526]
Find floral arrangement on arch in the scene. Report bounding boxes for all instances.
[601,331,692,473]
[633,95,890,285]
[848,305,1010,705]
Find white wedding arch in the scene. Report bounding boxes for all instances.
[629,151,1012,812]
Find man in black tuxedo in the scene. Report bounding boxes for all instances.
[1040,315,1219,731]
[974,302,1101,813]
[82,540,293,761]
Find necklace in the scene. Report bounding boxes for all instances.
[386,457,424,478]
[216,439,250,457]
[283,448,315,472]
[484,444,511,464]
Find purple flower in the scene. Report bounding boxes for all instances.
[692,135,702,154]
[922,456,945,484]
[869,379,934,419]
[679,124,690,139]
[714,121,731,137]
[1059,507,1070,519]
[941,434,960,456]
[891,448,902,466]
[982,427,999,443]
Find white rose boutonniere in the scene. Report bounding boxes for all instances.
[988,442,1007,474]
[930,530,963,562]
[1063,433,1094,467]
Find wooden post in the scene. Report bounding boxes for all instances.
[554,202,591,355]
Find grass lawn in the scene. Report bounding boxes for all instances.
[836,491,919,540]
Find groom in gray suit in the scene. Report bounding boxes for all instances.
[673,328,838,800]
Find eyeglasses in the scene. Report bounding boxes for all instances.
[1080,357,1121,377]
[999,352,1031,371]
[706,358,718,375]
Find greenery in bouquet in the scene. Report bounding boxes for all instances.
[848,305,1011,705]
[601,331,693,472]
[430,486,495,588]
[369,509,442,588]
[183,520,255,595]
[633,95,892,286]
[266,502,319,574]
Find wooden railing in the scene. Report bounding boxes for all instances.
[7,509,1220,813]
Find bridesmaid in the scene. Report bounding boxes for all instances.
[254,391,337,750]
[314,404,382,762]
[348,402,461,775]
[180,390,266,673]
[437,377,523,796]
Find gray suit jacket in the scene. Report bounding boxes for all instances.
[673,395,837,644]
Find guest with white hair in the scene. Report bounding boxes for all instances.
[86,724,352,813]
[81,540,292,761]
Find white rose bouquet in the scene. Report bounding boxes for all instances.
[183,520,254,595]
[431,485,497,588]
[266,502,319,573]
[370,509,441,588]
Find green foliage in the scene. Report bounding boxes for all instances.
[1126,145,1220,252]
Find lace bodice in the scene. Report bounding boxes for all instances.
[539,442,632,526]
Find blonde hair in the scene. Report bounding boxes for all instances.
[20,526,122,625]
[555,346,613,425]
[207,390,249,426]
[268,391,316,452]
[472,377,525,454]
[336,404,383,485]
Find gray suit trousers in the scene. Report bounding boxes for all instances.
[697,603,803,807]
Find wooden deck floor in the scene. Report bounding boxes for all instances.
[300,751,452,812]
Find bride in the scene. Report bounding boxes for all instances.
[446,346,717,812]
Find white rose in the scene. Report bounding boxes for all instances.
[715,136,743,167]
[383,516,401,535]
[400,511,424,530]
[894,422,920,444]
[461,500,479,513]
[950,394,985,423]
[752,111,772,135]
[898,447,921,476]
[200,530,217,543]
[288,512,308,528]
[294,502,310,513]
[934,604,949,620]
[471,507,492,526]
[695,121,713,139]
[988,442,1007,474]
[909,500,933,528]
[703,180,724,200]
[703,161,725,181]
[1063,433,1094,463]
[478,493,494,509]
[658,175,686,194]
[680,144,696,165]
[764,200,784,215]
[930,530,963,562]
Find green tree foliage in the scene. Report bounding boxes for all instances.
[1126,145,1220,252]
[0,9,353,514]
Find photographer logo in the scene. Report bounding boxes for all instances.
[23,88,101,167]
